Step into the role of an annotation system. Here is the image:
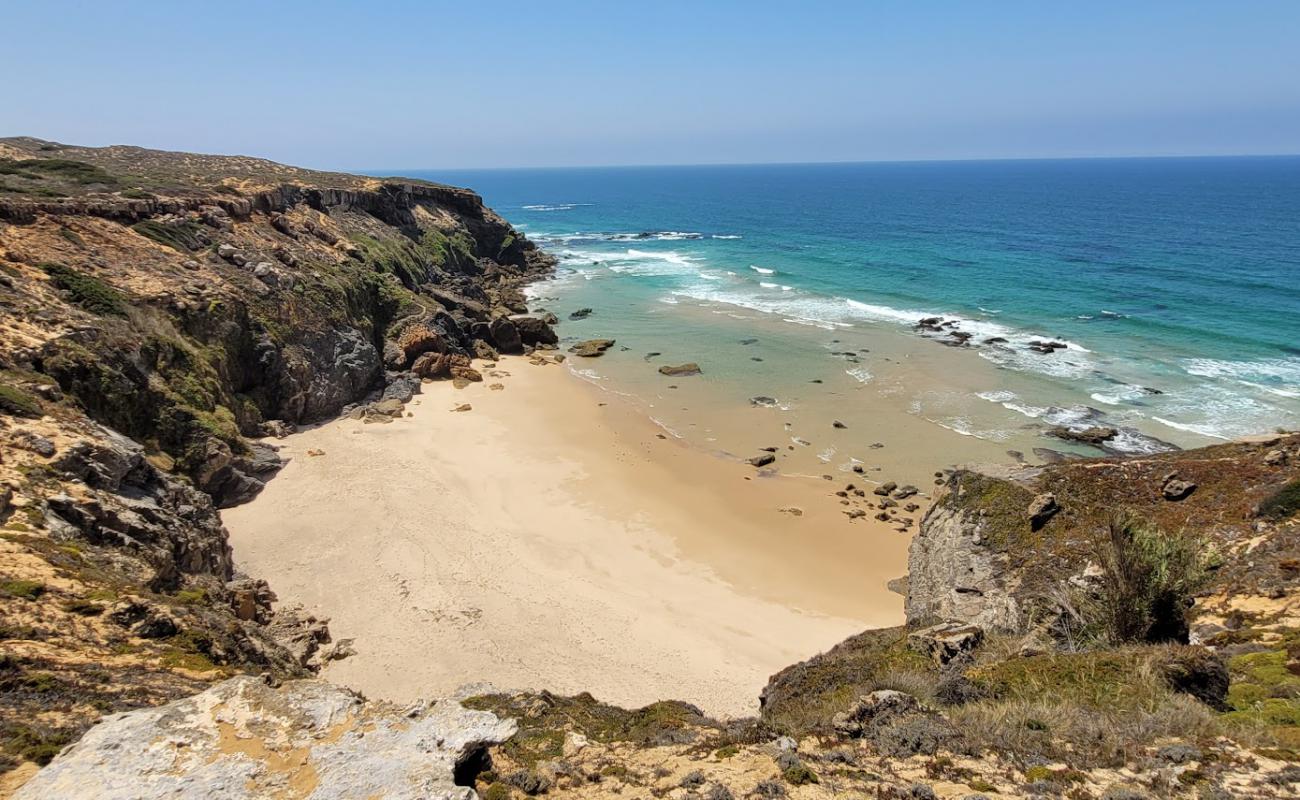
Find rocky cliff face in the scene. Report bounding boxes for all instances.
[0,138,555,776]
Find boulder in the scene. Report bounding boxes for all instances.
[449,365,482,383]
[381,373,421,404]
[569,339,616,357]
[508,314,558,346]
[658,363,702,377]
[873,482,897,497]
[748,453,776,468]
[1027,492,1060,530]
[907,621,984,665]
[13,676,517,800]
[1161,474,1197,501]
[488,316,523,354]
[395,323,448,365]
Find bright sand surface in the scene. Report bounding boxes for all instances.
[222,356,916,718]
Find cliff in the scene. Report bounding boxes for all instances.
[0,138,555,776]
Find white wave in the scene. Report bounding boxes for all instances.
[712,234,742,239]
[976,390,1017,403]
[846,366,873,384]
[521,203,593,212]
[781,285,793,291]
[750,265,776,274]
[760,281,779,289]
[1152,416,1230,439]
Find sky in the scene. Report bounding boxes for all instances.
[3,1,1299,169]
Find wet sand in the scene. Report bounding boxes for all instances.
[222,357,915,718]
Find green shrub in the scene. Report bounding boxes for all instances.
[0,383,41,418]
[1259,479,1300,521]
[120,188,157,199]
[782,762,819,785]
[1,580,46,600]
[1093,513,1210,643]
[40,263,127,316]
[132,220,207,252]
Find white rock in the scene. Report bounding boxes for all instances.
[15,676,516,800]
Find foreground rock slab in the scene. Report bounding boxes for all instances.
[16,676,516,800]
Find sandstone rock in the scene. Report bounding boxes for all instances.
[658,363,702,377]
[14,676,516,800]
[569,338,616,357]
[1027,492,1060,530]
[449,365,482,382]
[396,323,448,365]
[907,621,985,665]
[471,339,498,360]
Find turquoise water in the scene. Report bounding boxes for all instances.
[415,158,1300,449]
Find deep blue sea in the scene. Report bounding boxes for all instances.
[411,158,1300,450]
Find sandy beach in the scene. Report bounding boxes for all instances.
[222,357,914,718]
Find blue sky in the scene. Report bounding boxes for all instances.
[4,1,1299,169]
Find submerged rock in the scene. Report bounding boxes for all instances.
[658,362,702,376]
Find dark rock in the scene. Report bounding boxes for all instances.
[750,396,778,407]
[749,453,777,468]
[1048,425,1118,445]
[488,316,523,354]
[893,485,918,499]
[832,420,847,429]
[568,307,594,320]
[381,372,421,404]
[873,482,897,497]
[509,314,558,346]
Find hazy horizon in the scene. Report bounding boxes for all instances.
[5,1,1299,170]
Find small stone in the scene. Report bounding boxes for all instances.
[748,453,776,468]
[452,404,472,412]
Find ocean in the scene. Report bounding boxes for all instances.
[410,158,1300,474]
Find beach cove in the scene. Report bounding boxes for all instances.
[222,356,914,717]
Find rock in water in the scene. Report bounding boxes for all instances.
[569,338,616,357]
[13,676,516,800]
[658,362,702,376]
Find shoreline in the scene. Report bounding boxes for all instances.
[222,355,915,718]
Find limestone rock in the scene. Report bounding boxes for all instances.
[1027,492,1059,530]
[14,676,516,800]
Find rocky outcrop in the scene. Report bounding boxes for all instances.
[904,474,1022,631]
[14,676,516,800]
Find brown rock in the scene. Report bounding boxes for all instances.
[658,362,702,376]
